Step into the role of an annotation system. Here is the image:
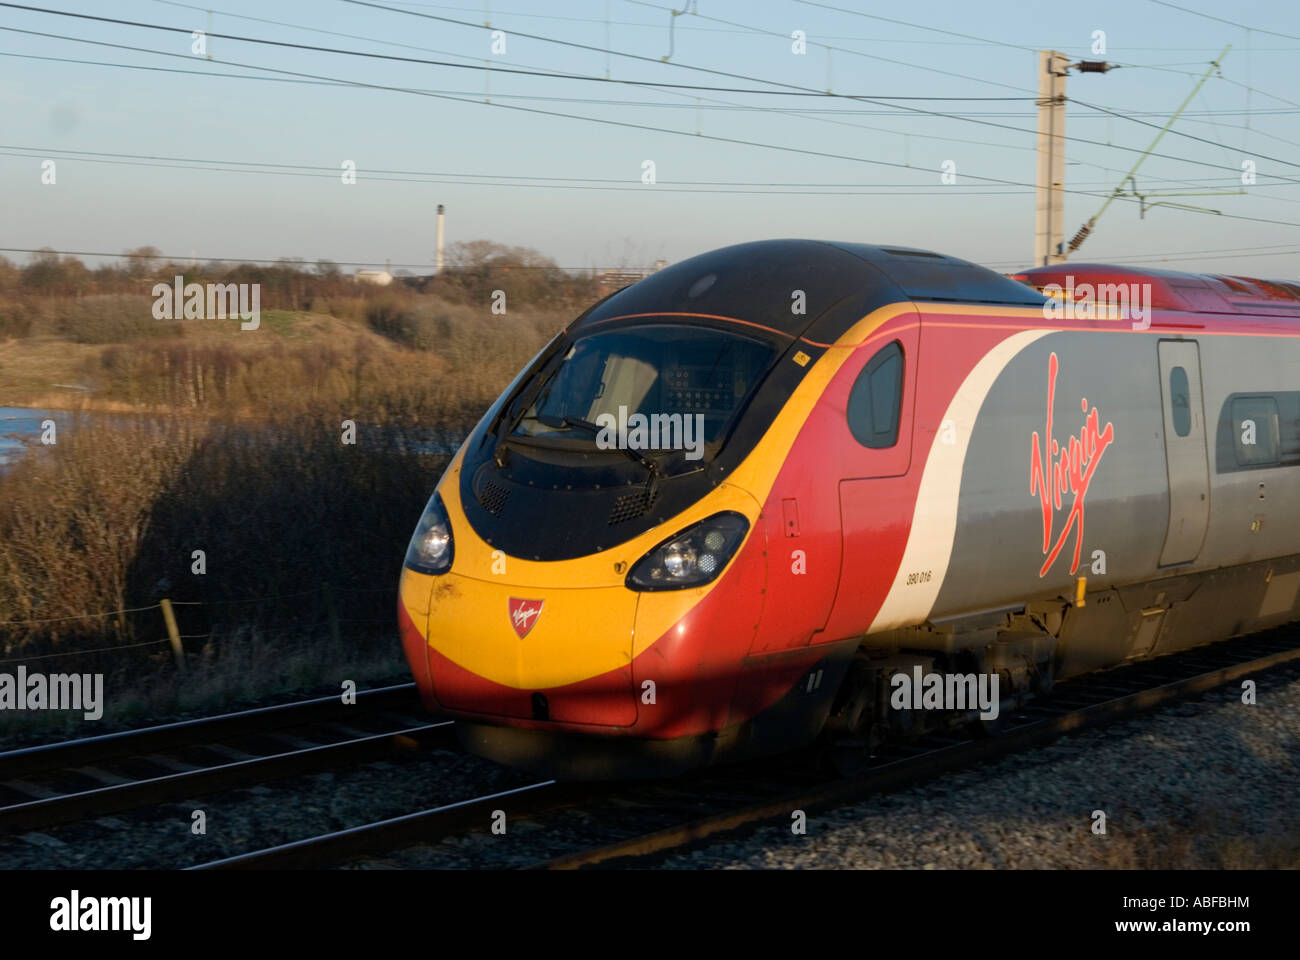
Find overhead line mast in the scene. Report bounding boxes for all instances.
[1035,53,1117,266]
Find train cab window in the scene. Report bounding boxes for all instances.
[1231,396,1281,467]
[1169,366,1192,437]
[847,341,904,448]
[513,323,779,448]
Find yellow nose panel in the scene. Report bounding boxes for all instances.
[427,574,638,689]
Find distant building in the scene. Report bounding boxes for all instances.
[596,260,669,296]
[354,269,393,286]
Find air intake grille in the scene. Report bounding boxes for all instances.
[608,487,658,525]
[477,479,510,517]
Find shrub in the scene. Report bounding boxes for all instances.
[56,294,182,343]
[0,300,32,338]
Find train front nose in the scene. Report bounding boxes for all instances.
[400,567,639,727]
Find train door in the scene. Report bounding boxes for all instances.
[833,327,921,628]
[1157,340,1210,566]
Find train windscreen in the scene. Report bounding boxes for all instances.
[512,323,779,448]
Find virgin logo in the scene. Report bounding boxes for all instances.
[508,598,544,638]
[1029,353,1115,578]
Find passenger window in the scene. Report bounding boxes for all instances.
[848,341,903,448]
[1232,396,1281,467]
[1169,366,1192,437]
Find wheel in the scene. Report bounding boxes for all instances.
[826,649,876,737]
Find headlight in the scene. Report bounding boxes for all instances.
[626,512,749,591]
[404,492,454,575]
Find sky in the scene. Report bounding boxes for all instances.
[2,0,1299,278]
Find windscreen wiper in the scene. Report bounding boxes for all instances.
[548,414,665,501]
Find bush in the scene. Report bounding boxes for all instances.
[56,294,182,343]
[0,300,32,338]
[364,292,434,349]
[0,411,444,657]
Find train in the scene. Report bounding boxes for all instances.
[397,239,1300,779]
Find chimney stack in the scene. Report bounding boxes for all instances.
[436,204,446,274]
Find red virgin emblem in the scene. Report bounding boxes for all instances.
[1029,352,1116,578]
[508,598,544,638]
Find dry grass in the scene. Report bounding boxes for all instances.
[2,299,563,418]
[0,336,106,402]
[0,626,408,743]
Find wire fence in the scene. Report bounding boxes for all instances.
[0,603,169,625]
[0,581,401,667]
[0,638,172,665]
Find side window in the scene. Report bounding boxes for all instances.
[1169,366,1192,437]
[1232,396,1280,467]
[847,341,904,448]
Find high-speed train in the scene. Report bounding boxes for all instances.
[398,239,1300,778]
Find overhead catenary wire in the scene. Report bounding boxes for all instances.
[787,0,1300,167]
[8,22,1300,222]
[10,143,1259,193]
[8,45,1292,121]
[0,244,646,270]
[11,0,1295,178]
[0,26,1173,192]
[0,2,1030,100]
[352,0,1295,166]
[982,245,1300,268]
[5,239,1297,276]
[5,45,1288,197]
[1,3,1292,187]
[623,0,1035,92]
[0,49,1040,106]
[626,0,1300,186]
[1069,97,1300,171]
[13,145,1300,212]
[4,1,1298,260]
[161,0,1300,49]
[789,0,1036,53]
[1146,0,1300,42]
[0,50,1246,191]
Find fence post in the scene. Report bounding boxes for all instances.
[160,598,184,672]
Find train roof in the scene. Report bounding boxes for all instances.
[581,241,1300,341]
[1014,263,1300,316]
[582,239,1047,338]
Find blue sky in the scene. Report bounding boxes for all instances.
[2,0,1299,277]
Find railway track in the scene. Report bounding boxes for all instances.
[0,682,453,834]
[189,627,1300,870]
